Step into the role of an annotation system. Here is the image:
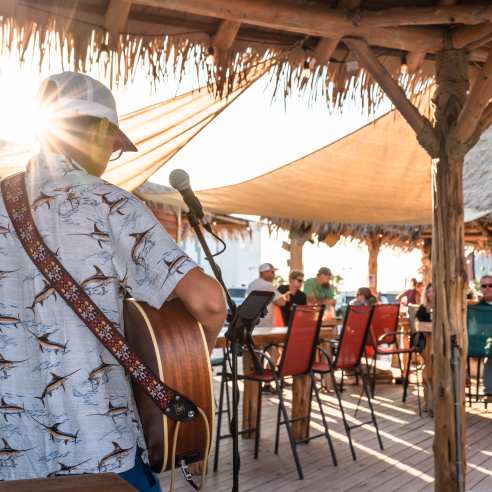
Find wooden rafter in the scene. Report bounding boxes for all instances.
[344,37,438,157]
[358,5,492,27]
[456,48,492,145]
[313,37,340,66]
[105,0,132,34]
[133,0,444,54]
[453,23,492,49]
[213,20,241,50]
[0,0,16,16]
[406,51,426,73]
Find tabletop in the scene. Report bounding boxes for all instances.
[0,473,136,492]
[215,321,341,349]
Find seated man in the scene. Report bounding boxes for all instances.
[303,267,336,308]
[478,275,492,399]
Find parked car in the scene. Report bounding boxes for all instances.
[228,287,247,308]
[335,291,356,317]
[379,292,399,304]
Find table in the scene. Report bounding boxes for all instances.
[215,320,341,441]
[415,320,433,416]
[0,473,136,491]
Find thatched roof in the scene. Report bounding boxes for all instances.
[3,1,491,111]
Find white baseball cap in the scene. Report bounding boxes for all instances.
[259,263,277,273]
[37,71,137,152]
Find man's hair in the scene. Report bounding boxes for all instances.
[480,274,492,284]
[289,270,304,281]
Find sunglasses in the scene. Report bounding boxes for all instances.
[481,284,492,289]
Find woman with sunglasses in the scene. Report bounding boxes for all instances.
[416,283,433,322]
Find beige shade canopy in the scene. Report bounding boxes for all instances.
[0,63,269,189]
[138,108,433,225]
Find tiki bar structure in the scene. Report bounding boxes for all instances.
[3,0,492,491]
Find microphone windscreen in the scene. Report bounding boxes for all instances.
[169,169,190,191]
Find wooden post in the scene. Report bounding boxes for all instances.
[289,229,309,271]
[367,234,381,294]
[420,238,432,286]
[432,45,468,492]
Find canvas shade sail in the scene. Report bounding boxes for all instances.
[138,108,434,225]
[0,62,270,190]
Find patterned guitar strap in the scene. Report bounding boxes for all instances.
[2,173,197,423]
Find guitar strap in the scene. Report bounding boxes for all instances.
[1,172,197,423]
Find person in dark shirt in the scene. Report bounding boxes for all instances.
[416,283,432,322]
[277,270,307,325]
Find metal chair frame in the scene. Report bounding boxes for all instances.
[214,304,337,480]
[365,304,421,414]
[313,305,384,460]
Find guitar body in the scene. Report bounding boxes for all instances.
[123,298,214,474]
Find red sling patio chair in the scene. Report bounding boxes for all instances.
[312,304,384,461]
[365,304,421,414]
[234,304,337,480]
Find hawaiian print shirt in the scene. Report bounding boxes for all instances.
[0,152,197,480]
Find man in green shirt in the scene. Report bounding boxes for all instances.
[304,267,336,306]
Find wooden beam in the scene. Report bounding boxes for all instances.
[456,48,492,145]
[212,20,240,50]
[313,37,340,66]
[339,0,361,9]
[358,5,492,28]
[133,0,444,54]
[105,0,132,34]
[344,37,439,157]
[407,51,426,73]
[453,23,492,49]
[0,0,15,16]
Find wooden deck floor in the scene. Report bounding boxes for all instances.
[161,377,492,492]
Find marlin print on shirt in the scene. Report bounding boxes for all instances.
[0,353,26,377]
[35,370,80,406]
[28,330,68,354]
[96,192,129,216]
[87,401,129,423]
[69,223,110,248]
[0,270,18,281]
[81,266,115,290]
[0,438,32,461]
[129,225,156,266]
[88,357,118,385]
[27,280,56,312]
[0,225,10,238]
[0,315,20,332]
[47,458,90,477]
[30,416,79,445]
[97,441,133,471]
[31,193,58,212]
[0,397,24,421]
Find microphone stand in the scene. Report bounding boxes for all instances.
[186,211,241,492]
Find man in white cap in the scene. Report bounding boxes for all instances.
[0,72,226,489]
[246,263,287,327]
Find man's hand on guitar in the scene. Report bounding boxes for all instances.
[173,268,227,353]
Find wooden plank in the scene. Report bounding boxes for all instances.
[407,51,426,74]
[0,474,136,491]
[0,0,15,16]
[213,20,241,50]
[105,0,132,34]
[343,37,439,157]
[133,0,444,54]
[456,47,492,145]
[454,23,492,49]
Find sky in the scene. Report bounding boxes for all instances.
[0,51,420,292]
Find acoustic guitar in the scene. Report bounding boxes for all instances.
[123,298,214,479]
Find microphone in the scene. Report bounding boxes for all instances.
[169,169,206,223]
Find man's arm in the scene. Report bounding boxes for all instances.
[174,268,227,353]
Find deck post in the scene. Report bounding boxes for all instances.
[431,45,468,492]
[367,234,381,295]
